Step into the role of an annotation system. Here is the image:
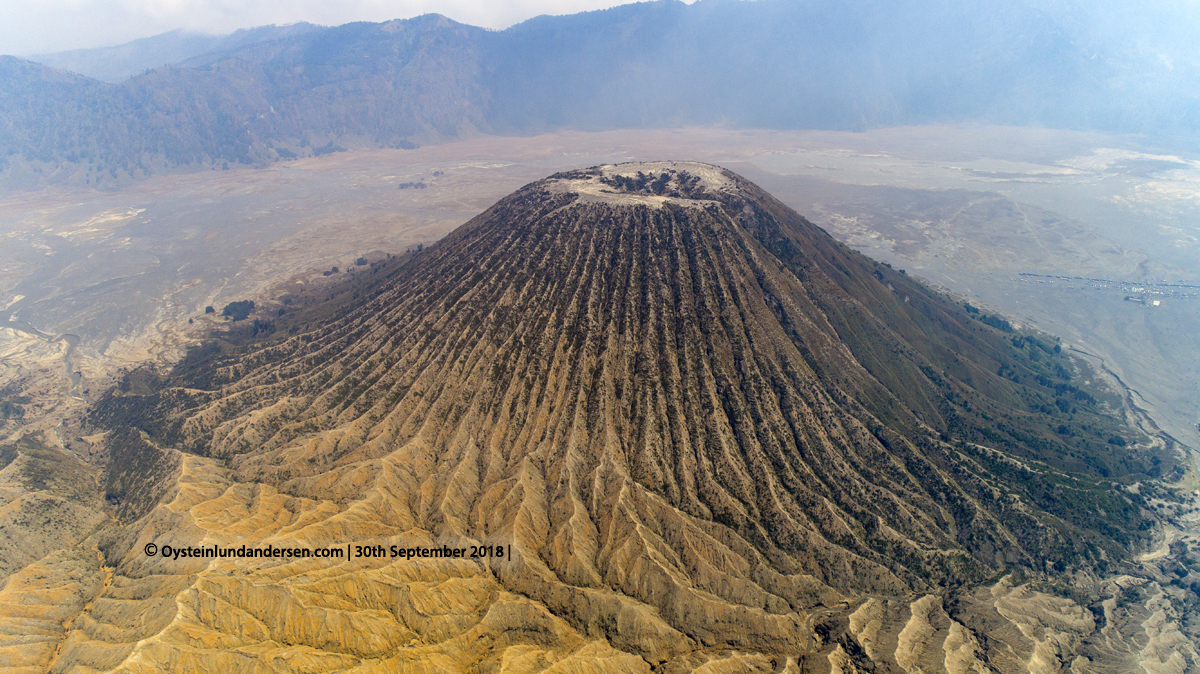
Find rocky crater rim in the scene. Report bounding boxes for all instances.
[543,160,735,208]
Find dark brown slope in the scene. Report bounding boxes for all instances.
[94,162,1169,656]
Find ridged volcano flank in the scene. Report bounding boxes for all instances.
[96,162,1159,662]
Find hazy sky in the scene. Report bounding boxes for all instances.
[3,0,674,56]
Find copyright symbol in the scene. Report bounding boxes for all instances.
[144,543,157,556]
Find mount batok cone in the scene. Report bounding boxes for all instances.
[82,162,1165,673]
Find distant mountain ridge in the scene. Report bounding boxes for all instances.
[27,24,323,83]
[3,0,1197,188]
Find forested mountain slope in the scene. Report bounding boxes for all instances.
[4,0,1197,187]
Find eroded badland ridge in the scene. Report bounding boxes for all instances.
[6,163,1198,672]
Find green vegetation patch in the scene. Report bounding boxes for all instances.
[104,426,180,522]
[222,299,255,321]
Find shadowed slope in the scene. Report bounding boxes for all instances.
[90,162,1166,664]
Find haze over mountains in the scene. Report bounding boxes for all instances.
[3,0,1198,188]
[26,24,323,83]
[2,2,1200,670]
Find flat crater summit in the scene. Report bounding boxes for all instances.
[83,162,1172,672]
[544,161,734,208]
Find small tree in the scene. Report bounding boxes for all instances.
[222,300,255,321]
